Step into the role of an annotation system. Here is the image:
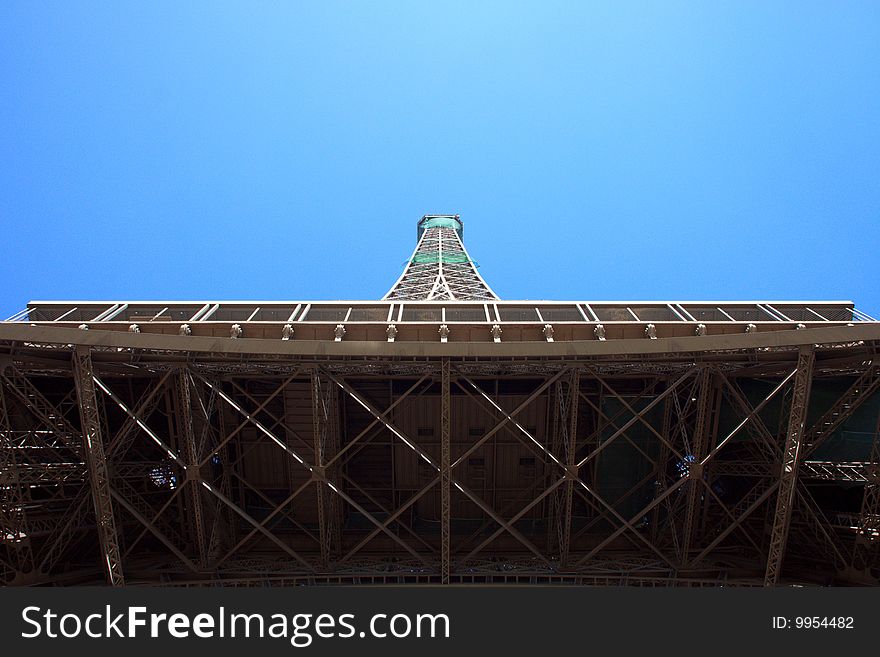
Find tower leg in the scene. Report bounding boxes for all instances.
[441,358,451,584]
[765,346,814,586]
[73,346,124,586]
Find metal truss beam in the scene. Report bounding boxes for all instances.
[576,368,696,469]
[226,469,317,543]
[712,459,877,482]
[450,372,574,561]
[1,367,82,459]
[711,370,793,461]
[37,493,91,577]
[681,367,714,565]
[578,385,662,473]
[87,373,196,572]
[228,379,312,455]
[3,321,879,360]
[330,479,434,567]
[110,486,197,573]
[853,410,880,572]
[577,470,659,548]
[0,383,34,582]
[454,368,569,467]
[323,375,430,470]
[543,370,580,565]
[461,478,566,564]
[312,369,342,568]
[118,476,188,561]
[196,373,309,470]
[764,346,814,586]
[794,482,848,572]
[199,480,314,571]
[72,346,124,586]
[572,477,688,568]
[177,369,208,568]
[570,372,709,567]
[213,477,315,568]
[560,370,579,567]
[339,474,439,564]
[337,469,435,555]
[94,374,186,470]
[3,329,878,587]
[693,479,778,565]
[802,461,876,482]
[107,371,173,458]
[651,396,673,546]
[329,370,553,567]
[803,362,879,458]
[308,373,447,566]
[441,357,451,584]
[686,365,805,567]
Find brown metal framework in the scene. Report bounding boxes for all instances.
[1,321,879,587]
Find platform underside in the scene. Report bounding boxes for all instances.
[1,322,879,587]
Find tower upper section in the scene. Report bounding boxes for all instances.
[383,215,499,301]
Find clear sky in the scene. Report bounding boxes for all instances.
[1,2,878,317]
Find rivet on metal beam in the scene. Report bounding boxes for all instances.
[281,324,294,340]
[695,323,707,336]
[439,324,450,343]
[645,323,657,340]
[542,324,554,342]
[178,323,192,336]
[334,324,346,342]
[230,324,243,339]
[490,324,502,343]
[745,323,757,333]
[594,324,606,341]
[128,324,140,333]
[386,324,398,343]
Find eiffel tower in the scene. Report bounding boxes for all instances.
[1,214,879,587]
[384,215,497,301]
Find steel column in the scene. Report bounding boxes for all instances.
[441,358,451,584]
[0,383,34,582]
[72,346,124,586]
[764,346,814,586]
[312,369,342,568]
[560,370,579,567]
[651,395,673,546]
[682,367,714,565]
[177,370,208,568]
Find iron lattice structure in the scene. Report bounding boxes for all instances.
[1,215,879,587]
[383,215,498,301]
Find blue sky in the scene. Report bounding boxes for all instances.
[1,2,878,316]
